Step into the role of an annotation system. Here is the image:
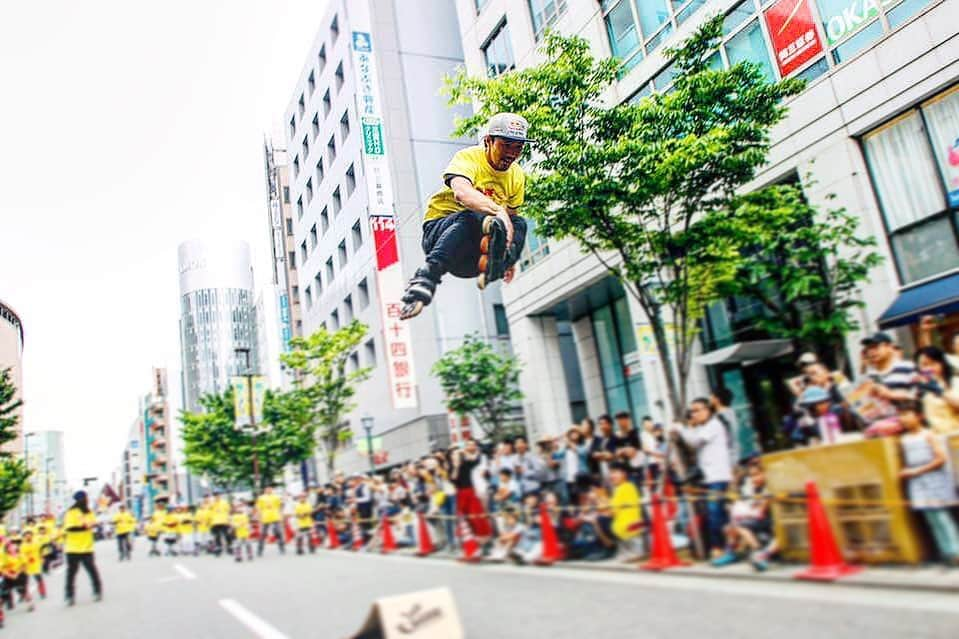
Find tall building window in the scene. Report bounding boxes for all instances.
[305,285,313,308]
[282,186,290,204]
[315,158,324,184]
[340,111,350,139]
[602,0,706,71]
[338,239,348,266]
[318,44,327,72]
[301,136,309,160]
[862,86,959,284]
[307,70,316,95]
[349,351,360,372]
[335,62,345,93]
[330,308,340,330]
[310,224,318,249]
[326,256,335,282]
[493,304,510,336]
[333,186,342,215]
[288,115,296,139]
[320,206,330,234]
[296,196,303,219]
[305,178,313,204]
[288,251,296,269]
[364,338,376,365]
[291,284,299,303]
[300,241,308,264]
[330,15,339,42]
[351,219,362,251]
[344,294,354,323]
[297,94,305,119]
[327,135,337,165]
[285,218,293,236]
[358,277,370,310]
[323,89,332,118]
[482,20,515,77]
[312,114,320,140]
[346,164,356,196]
[314,272,323,295]
[528,0,567,40]
[292,155,300,177]
[475,0,490,12]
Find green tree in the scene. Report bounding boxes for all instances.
[281,321,371,476]
[718,182,883,371]
[432,334,523,442]
[180,387,318,491]
[444,19,803,417]
[0,367,31,518]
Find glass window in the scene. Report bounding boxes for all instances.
[674,0,706,24]
[890,217,959,283]
[614,296,637,354]
[863,111,945,230]
[493,304,510,336]
[604,0,641,61]
[645,23,673,52]
[723,0,754,36]
[483,21,515,77]
[475,0,489,12]
[592,305,626,389]
[886,0,932,28]
[724,19,775,81]
[529,0,568,40]
[794,57,829,84]
[636,0,670,40]
[829,19,882,64]
[921,88,959,208]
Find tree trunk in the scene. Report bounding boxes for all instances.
[647,302,685,421]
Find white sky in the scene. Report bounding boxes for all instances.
[0,0,329,487]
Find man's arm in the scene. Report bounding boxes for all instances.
[448,176,514,245]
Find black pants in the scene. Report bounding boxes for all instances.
[116,533,131,560]
[65,553,101,600]
[212,525,232,555]
[257,522,285,555]
[423,210,527,278]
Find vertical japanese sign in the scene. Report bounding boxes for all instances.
[350,3,418,409]
[764,0,824,78]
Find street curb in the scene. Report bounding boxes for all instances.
[318,548,959,595]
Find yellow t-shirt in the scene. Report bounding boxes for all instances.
[21,540,42,576]
[162,512,179,535]
[610,481,642,540]
[145,520,161,538]
[178,512,195,535]
[113,511,137,535]
[63,507,95,554]
[211,499,230,526]
[294,502,313,530]
[231,513,251,540]
[424,145,525,222]
[256,494,283,524]
[1,551,23,577]
[196,507,211,533]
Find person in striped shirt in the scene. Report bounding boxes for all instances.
[862,332,919,401]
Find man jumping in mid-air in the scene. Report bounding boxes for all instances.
[400,112,532,319]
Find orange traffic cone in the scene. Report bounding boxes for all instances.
[457,516,481,563]
[381,515,397,554]
[664,474,679,520]
[326,518,340,550]
[284,519,295,543]
[640,493,689,571]
[795,481,862,581]
[352,515,365,551]
[535,503,562,566]
[416,512,435,557]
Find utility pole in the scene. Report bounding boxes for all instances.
[45,457,53,515]
[235,347,261,492]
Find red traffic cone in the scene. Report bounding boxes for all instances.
[284,519,295,543]
[640,493,689,571]
[795,481,862,581]
[251,521,261,541]
[535,503,562,566]
[664,475,679,520]
[326,518,340,549]
[457,516,481,563]
[380,515,397,554]
[416,512,435,557]
[352,515,365,551]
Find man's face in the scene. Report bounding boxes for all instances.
[616,416,632,432]
[599,419,613,435]
[689,402,710,426]
[485,136,525,171]
[642,418,655,432]
[515,438,528,454]
[610,469,625,486]
[465,440,478,455]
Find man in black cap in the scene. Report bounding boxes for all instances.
[63,490,102,606]
[400,112,532,319]
[861,332,919,401]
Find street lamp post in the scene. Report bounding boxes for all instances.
[361,414,375,474]
[45,457,54,515]
[23,432,36,516]
[235,347,261,492]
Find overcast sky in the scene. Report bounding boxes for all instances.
[0,0,329,487]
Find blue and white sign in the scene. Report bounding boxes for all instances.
[352,31,371,53]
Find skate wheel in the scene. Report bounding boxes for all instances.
[478,255,488,272]
[480,236,489,254]
[400,301,424,320]
[477,274,487,290]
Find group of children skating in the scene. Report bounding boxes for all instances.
[0,515,62,627]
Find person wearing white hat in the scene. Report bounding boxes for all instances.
[400,112,533,319]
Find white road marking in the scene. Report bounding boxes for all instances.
[315,550,959,615]
[219,598,291,639]
[173,563,197,580]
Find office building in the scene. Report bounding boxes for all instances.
[117,416,146,519]
[141,368,174,509]
[0,300,24,456]
[23,430,67,517]
[264,140,302,348]
[280,0,508,476]
[453,0,959,443]
[178,239,260,412]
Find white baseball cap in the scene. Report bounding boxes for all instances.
[485,112,535,143]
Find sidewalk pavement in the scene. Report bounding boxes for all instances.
[386,545,959,594]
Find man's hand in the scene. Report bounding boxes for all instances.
[504,266,516,283]
[494,207,514,246]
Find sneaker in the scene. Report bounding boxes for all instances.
[94,592,102,602]
[750,551,770,572]
[66,597,75,607]
[711,551,740,567]
[400,265,441,320]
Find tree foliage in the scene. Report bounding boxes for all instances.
[281,321,371,475]
[718,182,883,369]
[0,367,31,517]
[432,334,523,442]
[445,19,804,416]
[180,387,318,491]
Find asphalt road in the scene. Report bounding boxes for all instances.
[8,540,958,638]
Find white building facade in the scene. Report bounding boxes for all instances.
[282,0,509,476]
[453,0,959,446]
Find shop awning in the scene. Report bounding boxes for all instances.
[878,272,959,329]
[695,339,794,366]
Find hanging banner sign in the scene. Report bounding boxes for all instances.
[764,0,825,77]
[350,3,418,410]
